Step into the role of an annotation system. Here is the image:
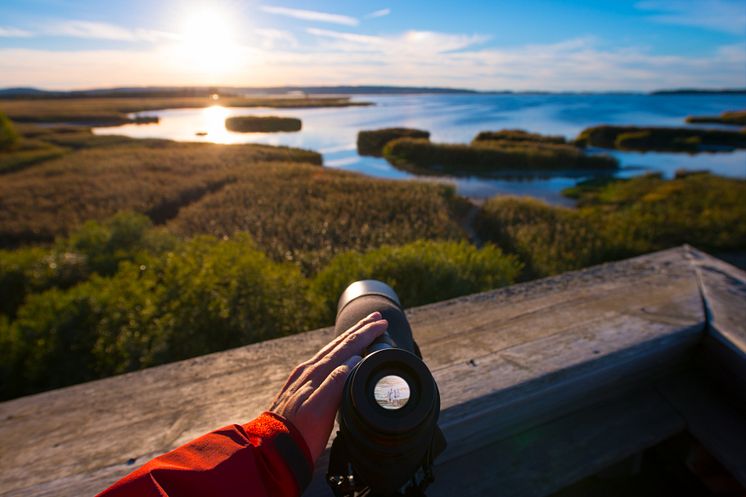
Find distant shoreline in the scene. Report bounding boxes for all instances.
[1,85,745,99]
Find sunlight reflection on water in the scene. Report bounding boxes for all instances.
[93,94,746,204]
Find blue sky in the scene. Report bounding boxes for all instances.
[0,0,744,90]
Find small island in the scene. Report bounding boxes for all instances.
[382,129,617,175]
[357,127,430,156]
[686,109,746,126]
[225,115,302,133]
[575,125,746,152]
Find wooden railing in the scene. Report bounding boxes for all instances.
[1,246,744,496]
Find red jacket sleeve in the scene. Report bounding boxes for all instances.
[97,411,314,497]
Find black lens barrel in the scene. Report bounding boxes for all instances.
[333,280,441,495]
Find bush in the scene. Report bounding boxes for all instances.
[575,125,746,151]
[2,233,310,398]
[225,116,302,133]
[357,128,430,156]
[310,240,522,324]
[66,211,176,275]
[473,129,566,144]
[476,173,746,278]
[475,197,611,277]
[0,112,19,150]
[383,138,617,175]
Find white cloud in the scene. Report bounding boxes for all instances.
[366,8,391,19]
[254,28,299,49]
[307,28,489,54]
[0,34,743,91]
[44,20,177,42]
[636,0,746,35]
[0,27,33,38]
[260,5,359,27]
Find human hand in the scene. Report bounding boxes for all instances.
[270,312,388,462]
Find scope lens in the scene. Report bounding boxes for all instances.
[373,375,411,410]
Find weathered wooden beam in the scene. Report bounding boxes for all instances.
[686,246,746,405]
[428,388,685,497]
[657,371,746,486]
[0,247,708,497]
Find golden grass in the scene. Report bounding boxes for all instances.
[169,163,466,273]
[0,142,321,245]
[0,96,371,125]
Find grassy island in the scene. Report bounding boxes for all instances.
[473,129,567,144]
[685,109,746,126]
[383,136,618,174]
[576,125,746,152]
[225,116,302,133]
[357,127,430,156]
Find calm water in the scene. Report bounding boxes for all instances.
[94,93,746,204]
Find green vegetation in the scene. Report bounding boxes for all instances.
[169,163,465,273]
[357,128,430,156]
[383,137,618,175]
[575,125,746,151]
[0,112,19,150]
[477,173,746,278]
[686,109,746,126]
[473,129,566,144]
[225,115,302,132]
[0,218,517,400]
[311,240,521,323]
[0,96,371,125]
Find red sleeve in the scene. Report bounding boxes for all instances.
[97,411,314,497]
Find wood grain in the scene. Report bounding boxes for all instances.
[0,247,712,496]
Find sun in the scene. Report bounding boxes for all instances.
[176,7,242,77]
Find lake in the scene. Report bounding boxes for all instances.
[93,93,746,204]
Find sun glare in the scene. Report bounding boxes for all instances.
[176,7,242,76]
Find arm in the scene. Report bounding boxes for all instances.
[97,312,388,497]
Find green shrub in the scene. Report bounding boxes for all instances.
[225,116,302,133]
[357,128,430,156]
[310,240,522,324]
[475,197,611,277]
[0,247,88,318]
[473,129,566,144]
[0,112,19,150]
[65,211,176,275]
[0,212,175,319]
[2,233,310,398]
[576,125,746,151]
[383,138,617,175]
[476,173,746,278]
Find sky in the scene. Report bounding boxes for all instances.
[0,0,744,91]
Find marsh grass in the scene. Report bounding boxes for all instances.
[0,96,371,125]
[477,173,746,278]
[168,163,466,273]
[225,116,302,132]
[383,137,618,175]
[686,110,746,126]
[576,125,746,151]
[0,141,321,245]
[357,128,430,156]
[473,129,567,144]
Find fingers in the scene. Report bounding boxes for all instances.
[313,354,362,408]
[312,319,386,382]
[309,311,383,363]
